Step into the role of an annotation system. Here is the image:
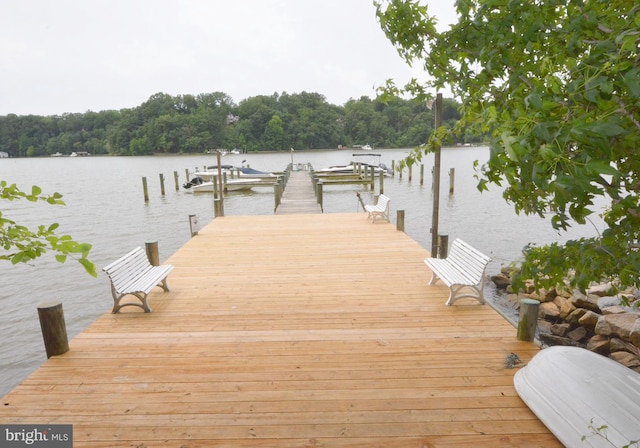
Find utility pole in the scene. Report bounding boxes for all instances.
[431,93,443,257]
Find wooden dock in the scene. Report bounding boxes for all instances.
[0,213,559,447]
[276,170,322,214]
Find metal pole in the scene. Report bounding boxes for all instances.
[431,93,443,257]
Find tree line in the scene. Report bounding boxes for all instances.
[0,91,468,157]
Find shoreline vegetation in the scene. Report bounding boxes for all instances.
[0,91,473,158]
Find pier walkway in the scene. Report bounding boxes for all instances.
[276,169,321,214]
[0,214,558,446]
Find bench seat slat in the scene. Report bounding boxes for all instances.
[102,247,174,313]
[424,239,491,306]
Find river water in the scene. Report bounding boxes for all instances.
[0,147,605,397]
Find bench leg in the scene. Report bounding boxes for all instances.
[446,285,485,306]
[111,291,152,313]
[428,271,440,285]
[159,278,170,292]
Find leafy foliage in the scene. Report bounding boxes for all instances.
[376,0,640,292]
[0,181,96,277]
[0,91,464,156]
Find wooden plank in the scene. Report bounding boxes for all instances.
[0,213,560,447]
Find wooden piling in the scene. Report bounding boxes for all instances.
[379,171,384,195]
[145,240,159,266]
[437,234,449,258]
[174,171,179,191]
[420,164,425,185]
[142,177,149,202]
[159,173,165,196]
[37,301,69,358]
[449,168,455,194]
[316,181,324,212]
[189,215,199,237]
[397,210,405,232]
[518,299,540,342]
[408,164,412,182]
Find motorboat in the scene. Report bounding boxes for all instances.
[183,165,277,192]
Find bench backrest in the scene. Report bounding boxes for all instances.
[377,194,390,210]
[446,239,491,284]
[102,247,153,290]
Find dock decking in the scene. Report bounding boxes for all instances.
[276,169,322,214]
[0,213,559,447]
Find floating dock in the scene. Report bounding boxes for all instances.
[0,211,559,446]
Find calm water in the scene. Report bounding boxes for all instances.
[0,147,605,397]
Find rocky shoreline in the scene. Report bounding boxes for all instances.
[491,268,640,373]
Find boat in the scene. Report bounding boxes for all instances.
[514,346,640,447]
[183,165,277,192]
[362,144,372,150]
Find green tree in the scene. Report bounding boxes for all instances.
[263,115,284,151]
[1,182,96,276]
[376,0,640,291]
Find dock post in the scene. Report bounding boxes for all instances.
[185,168,190,181]
[391,160,395,175]
[142,177,149,202]
[38,302,69,358]
[408,164,412,182]
[437,234,449,258]
[317,181,324,212]
[379,172,384,194]
[420,164,425,185]
[159,173,165,196]
[517,299,540,342]
[189,214,199,237]
[397,210,405,232]
[274,180,282,212]
[145,240,160,266]
[449,168,455,194]
[174,171,179,191]
[369,168,374,191]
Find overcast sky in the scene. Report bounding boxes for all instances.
[1,0,456,116]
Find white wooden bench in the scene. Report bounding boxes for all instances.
[424,238,491,305]
[102,247,174,313]
[364,194,390,222]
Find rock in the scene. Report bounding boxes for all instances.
[588,282,615,297]
[598,294,638,313]
[491,272,511,289]
[550,323,571,337]
[610,337,630,352]
[602,306,629,315]
[567,326,588,342]
[595,313,640,340]
[540,287,558,302]
[566,308,588,324]
[539,333,585,348]
[524,279,536,294]
[586,335,610,354]
[554,295,576,318]
[577,310,601,330]
[631,319,640,348]
[539,302,560,320]
[537,319,553,335]
[571,289,601,312]
[609,351,640,370]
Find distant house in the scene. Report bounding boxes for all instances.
[0,151,8,158]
